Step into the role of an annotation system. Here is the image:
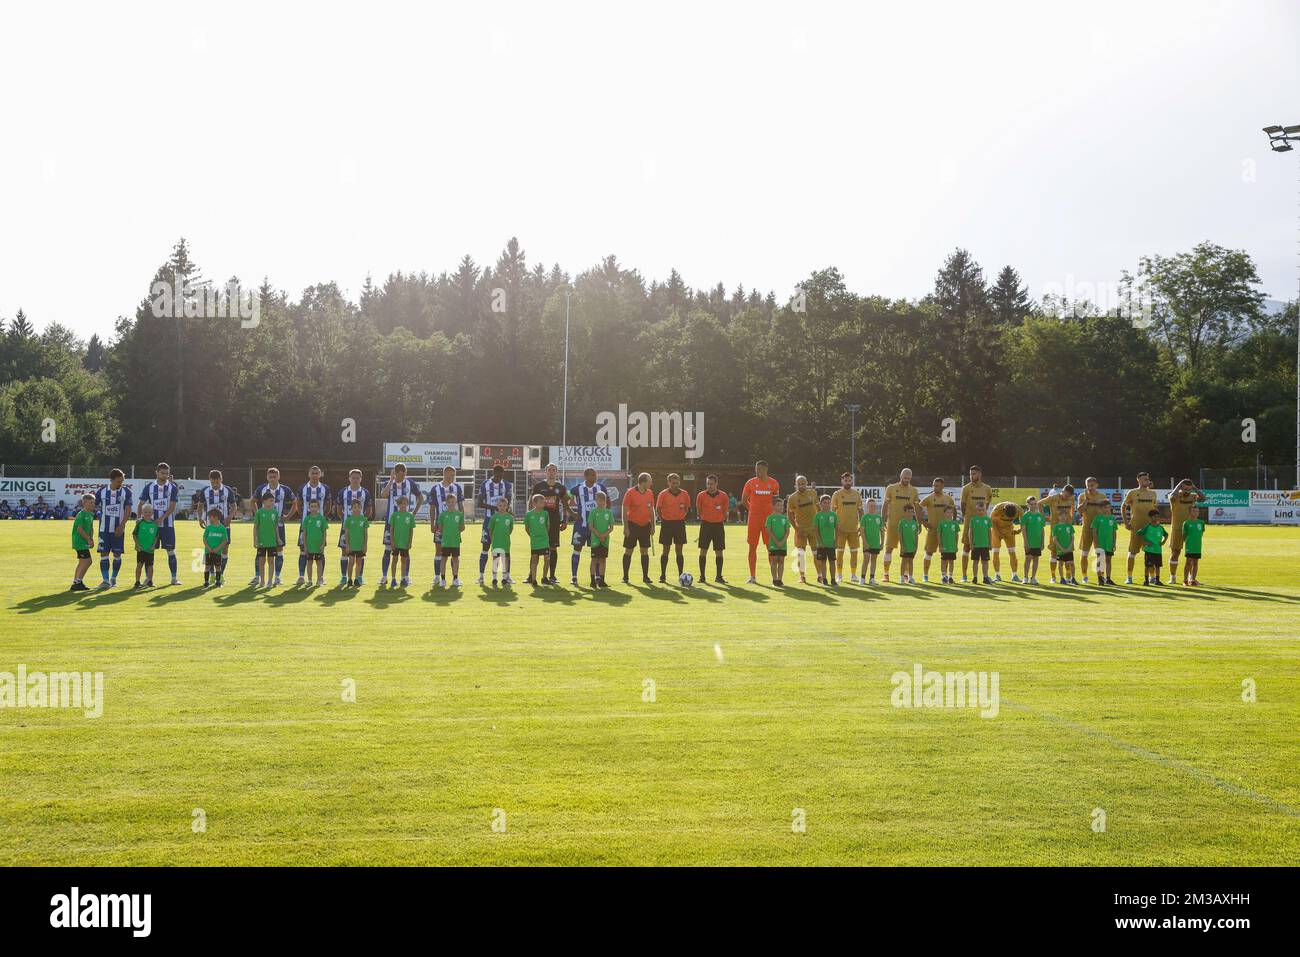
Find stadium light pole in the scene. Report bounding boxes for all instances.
[1262,124,1300,489]
[561,287,572,482]
[845,404,860,479]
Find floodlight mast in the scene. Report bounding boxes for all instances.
[1262,125,1300,488]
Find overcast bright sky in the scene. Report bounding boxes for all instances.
[2,0,1297,338]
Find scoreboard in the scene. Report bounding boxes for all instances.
[467,444,542,471]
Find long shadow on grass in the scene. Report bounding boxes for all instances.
[316,584,364,606]
[146,584,207,606]
[521,583,581,606]
[623,583,686,603]
[715,584,768,603]
[362,586,414,607]
[586,586,631,606]
[260,585,317,607]
[826,583,888,601]
[212,584,263,607]
[678,585,723,603]
[477,585,520,605]
[11,589,96,614]
[1193,584,1300,604]
[776,584,840,604]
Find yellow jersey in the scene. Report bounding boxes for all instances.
[883,482,922,528]
[959,481,994,522]
[830,488,863,526]
[786,488,819,534]
[919,491,956,530]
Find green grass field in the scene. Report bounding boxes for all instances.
[1,521,1297,865]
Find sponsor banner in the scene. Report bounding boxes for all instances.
[382,442,461,471]
[1250,489,1300,507]
[1209,504,1275,524]
[1271,506,1300,525]
[0,477,209,511]
[1203,489,1250,507]
[548,445,625,471]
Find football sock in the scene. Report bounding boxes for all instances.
[640,553,650,577]
[434,556,442,578]
[716,554,724,577]
[676,552,684,576]
[111,558,121,580]
[381,550,392,577]
[100,557,110,581]
[623,553,632,578]
[298,554,307,577]
[479,551,489,575]
[571,552,581,578]
[748,544,758,577]
[341,557,349,578]
[275,555,284,577]
[660,553,669,576]
[167,551,178,577]
[699,554,707,579]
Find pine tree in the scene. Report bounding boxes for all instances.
[989,266,1030,325]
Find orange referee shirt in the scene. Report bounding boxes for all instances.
[655,488,690,521]
[696,489,728,523]
[623,486,655,525]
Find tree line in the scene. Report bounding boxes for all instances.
[1,237,1294,480]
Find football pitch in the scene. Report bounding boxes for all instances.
[1,521,1297,866]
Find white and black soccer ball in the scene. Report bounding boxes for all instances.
[679,572,694,588]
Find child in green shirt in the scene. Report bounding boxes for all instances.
[387,495,417,589]
[300,498,329,586]
[585,492,613,588]
[859,498,884,585]
[523,494,551,585]
[342,498,370,587]
[202,508,230,587]
[253,493,281,588]
[968,502,993,585]
[487,497,516,587]
[897,504,921,585]
[436,493,466,588]
[1181,514,1206,586]
[1140,509,1169,586]
[1051,520,1076,585]
[1018,495,1047,585]
[1089,509,1119,586]
[70,493,97,591]
[937,505,961,585]
[764,497,791,587]
[132,502,159,588]
[812,494,838,586]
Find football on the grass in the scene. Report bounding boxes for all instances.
[679,573,694,587]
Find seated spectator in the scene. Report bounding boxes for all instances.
[14,499,30,519]
[53,500,70,519]
[0,501,11,519]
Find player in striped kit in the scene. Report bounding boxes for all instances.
[567,468,607,586]
[94,468,134,588]
[197,469,239,581]
[250,467,296,586]
[477,464,514,585]
[292,466,331,585]
[139,462,181,585]
[378,464,423,586]
[337,470,373,586]
[428,465,464,587]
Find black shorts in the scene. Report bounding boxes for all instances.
[591,545,609,559]
[348,551,366,559]
[547,511,562,548]
[816,546,836,561]
[1185,552,1201,560]
[257,546,277,558]
[900,550,916,559]
[659,519,687,546]
[625,522,652,549]
[442,547,460,557]
[1056,552,1074,564]
[205,553,222,568]
[940,552,956,561]
[75,549,91,560]
[768,548,787,556]
[531,547,550,557]
[136,552,154,565]
[1026,547,1042,557]
[305,551,324,559]
[865,547,881,555]
[391,548,410,558]
[698,522,726,551]
[1144,552,1162,568]
[971,547,990,561]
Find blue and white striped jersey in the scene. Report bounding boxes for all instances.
[479,478,513,512]
[199,484,237,523]
[338,485,372,517]
[140,480,179,527]
[381,478,421,520]
[430,481,464,514]
[298,481,331,517]
[95,484,134,534]
[254,483,295,520]
[571,481,607,524]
